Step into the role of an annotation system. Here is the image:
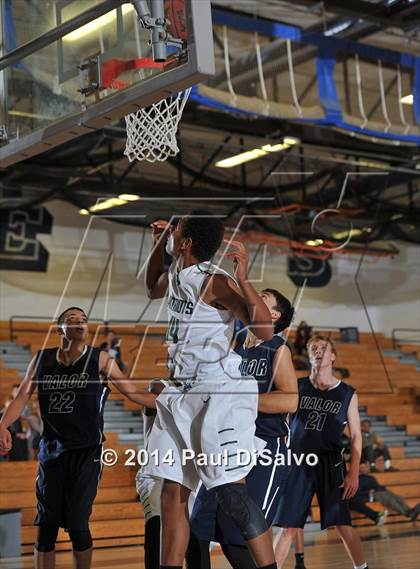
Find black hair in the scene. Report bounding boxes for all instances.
[57,307,87,326]
[181,210,224,262]
[262,288,294,333]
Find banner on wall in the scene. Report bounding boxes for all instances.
[287,256,332,287]
[0,207,53,272]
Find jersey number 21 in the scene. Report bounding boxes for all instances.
[304,411,327,431]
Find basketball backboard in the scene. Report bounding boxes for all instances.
[0,0,214,167]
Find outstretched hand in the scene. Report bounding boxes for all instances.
[223,239,249,281]
[150,219,172,243]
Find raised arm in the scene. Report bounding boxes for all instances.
[0,356,37,453]
[258,346,298,414]
[341,393,361,499]
[204,241,273,341]
[99,352,157,408]
[145,220,170,299]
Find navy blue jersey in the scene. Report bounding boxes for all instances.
[35,346,109,460]
[290,376,355,455]
[236,333,289,439]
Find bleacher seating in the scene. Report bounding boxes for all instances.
[0,321,418,552]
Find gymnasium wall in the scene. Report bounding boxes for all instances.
[0,200,418,336]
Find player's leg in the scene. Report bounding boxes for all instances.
[336,525,368,568]
[136,473,163,569]
[160,480,191,567]
[68,530,93,569]
[293,528,306,569]
[144,516,161,569]
[34,551,55,569]
[140,387,201,567]
[274,528,297,568]
[245,527,276,568]
[273,464,314,567]
[214,479,276,568]
[66,445,103,569]
[34,524,59,569]
[220,543,258,569]
[201,380,276,568]
[317,455,368,567]
[34,456,64,569]
[185,535,211,569]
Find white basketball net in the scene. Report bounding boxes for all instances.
[124,88,191,163]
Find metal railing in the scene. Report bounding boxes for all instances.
[391,328,420,350]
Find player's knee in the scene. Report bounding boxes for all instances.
[68,529,93,552]
[35,524,59,552]
[281,527,297,539]
[336,525,352,538]
[215,483,269,541]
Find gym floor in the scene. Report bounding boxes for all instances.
[0,523,418,569]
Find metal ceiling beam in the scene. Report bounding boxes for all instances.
[182,106,416,161]
[287,0,420,30]
[367,75,398,119]
[210,19,380,89]
[210,1,419,90]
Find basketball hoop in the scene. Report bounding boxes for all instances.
[124,87,191,162]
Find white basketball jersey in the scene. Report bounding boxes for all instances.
[166,260,242,380]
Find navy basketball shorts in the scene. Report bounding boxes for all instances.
[276,452,352,530]
[35,444,103,530]
[190,436,291,546]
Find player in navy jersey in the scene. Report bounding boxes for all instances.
[188,288,298,569]
[274,336,369,569]
[0,307,156,569]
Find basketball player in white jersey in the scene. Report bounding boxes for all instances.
[143,212,277,569]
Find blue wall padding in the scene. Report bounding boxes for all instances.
[413,59,420,126]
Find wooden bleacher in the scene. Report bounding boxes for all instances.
[0,322,419,552]
[0,459,143,554]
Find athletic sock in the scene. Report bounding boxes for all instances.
[354,563,368,569]
[295,552,306,567]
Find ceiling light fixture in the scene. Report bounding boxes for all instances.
[89,197,128,212]
[305,239,324,246]
[118,193,141,201]
[332,228,363,240]
[215,137,300,169]
[400,94,413,105]
[79,195,140,215]
[324,19,353,36]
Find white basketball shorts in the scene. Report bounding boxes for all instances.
[135,471,162,523]
[140,377,266,492]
